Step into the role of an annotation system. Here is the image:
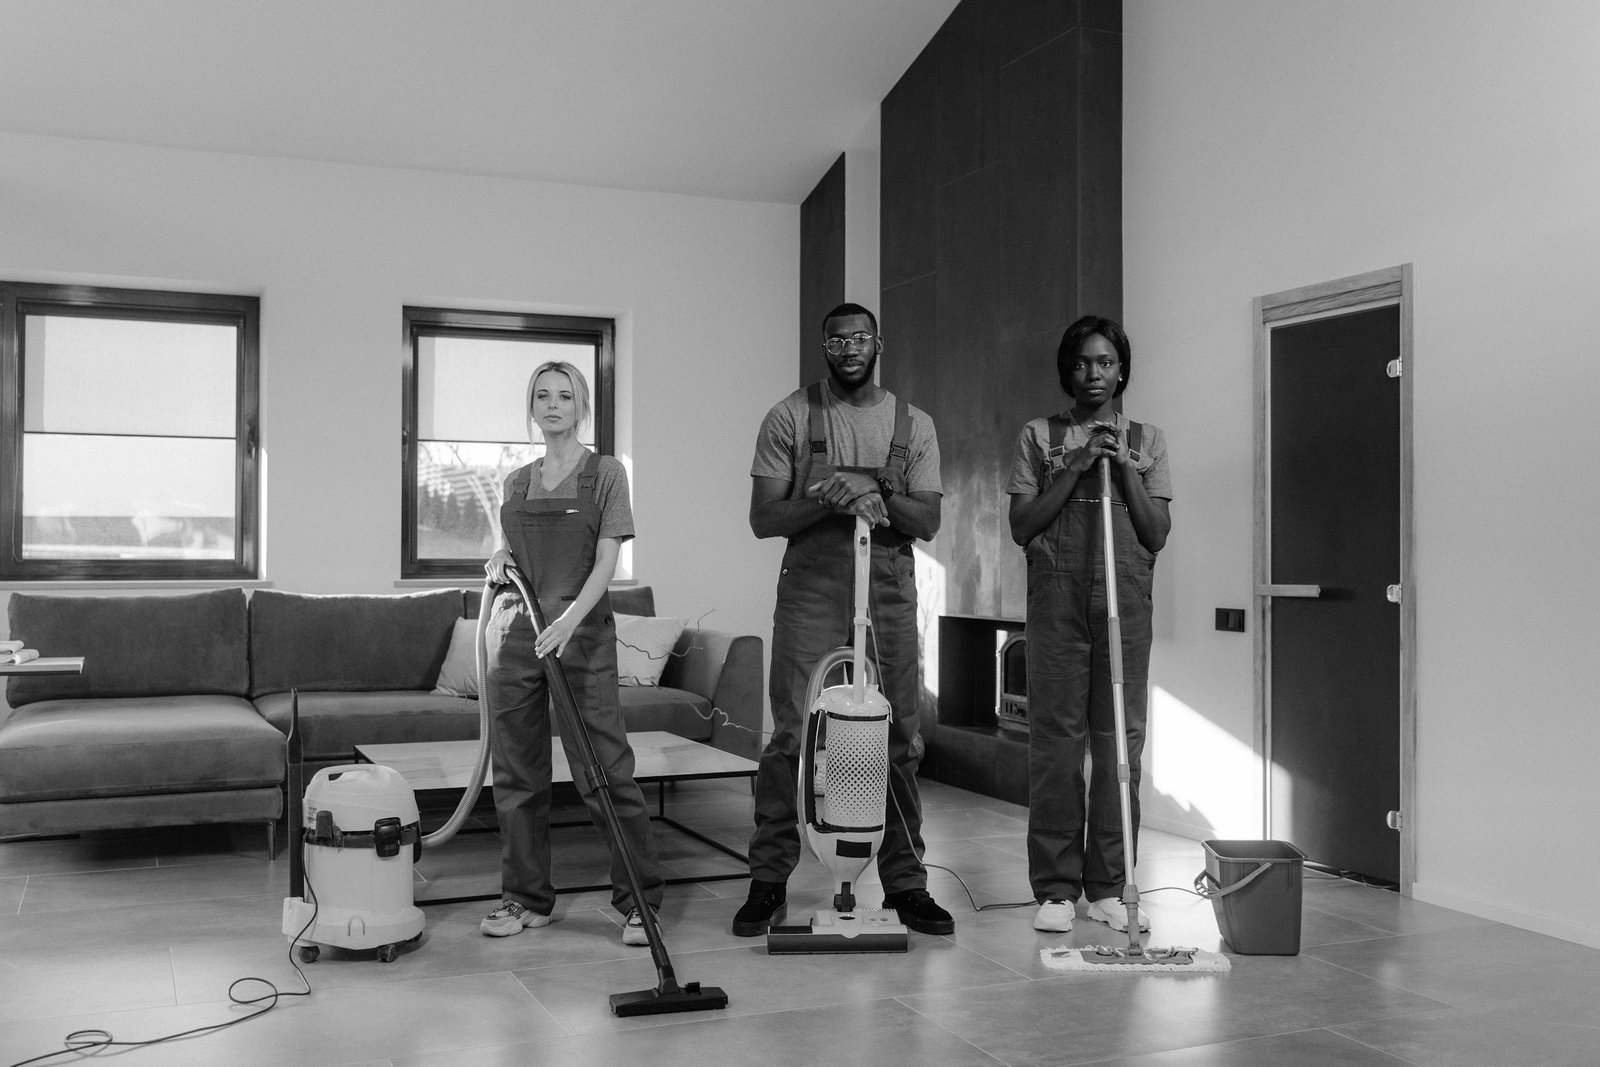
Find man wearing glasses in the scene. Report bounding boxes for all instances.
[735,302,952,937]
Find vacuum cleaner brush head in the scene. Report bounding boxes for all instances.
[609,981,730,1016]
[1040,944,1232,974]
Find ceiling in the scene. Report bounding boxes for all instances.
[0,0,961,204]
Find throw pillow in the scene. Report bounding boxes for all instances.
[433,618,480,697]
[614,613,686,687]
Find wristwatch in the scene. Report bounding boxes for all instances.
[876,476,896,500]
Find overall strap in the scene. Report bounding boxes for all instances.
[1043,414,1072,479]
[507,464,533,499]
[1125,420,1144,465]
[574,450,601,506]
[794,381,831,496]
[880,397,912,484]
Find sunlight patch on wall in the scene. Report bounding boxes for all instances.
[1149,685,1261,835]
[915,545,947,700]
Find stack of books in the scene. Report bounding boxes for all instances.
[1,639,41,665]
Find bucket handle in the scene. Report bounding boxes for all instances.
[1193,861,1273,900]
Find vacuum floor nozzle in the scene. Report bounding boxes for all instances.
[609,982,731,1016]
[766,908,910,954]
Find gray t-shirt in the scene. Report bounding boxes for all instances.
[503,451,634,543]
[750,384,942,496]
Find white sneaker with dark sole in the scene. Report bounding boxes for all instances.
[623,908,658,946]
[1033,899,1075,932]
[481,900,553,937]
[1087,897,1150,932]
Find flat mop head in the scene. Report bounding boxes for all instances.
[1041,944,1231,974]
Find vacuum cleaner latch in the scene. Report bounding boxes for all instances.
[373,817,402,858]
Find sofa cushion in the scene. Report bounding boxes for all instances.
[0,695,282,803]
[463,584,654,620]
[432,619,480,697]
[608,586,655,617]
[6,588,249,708]
[249,589,462,698]
[254,690,482,762]
[615,613,687,686]
[619,686,714,743]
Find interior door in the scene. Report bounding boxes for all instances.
[1254,267,1414,890]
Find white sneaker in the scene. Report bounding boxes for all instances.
[1087,897,1150,932]
[623,907,658,946]
[1033,899,1075,932]
[481,900,553,937]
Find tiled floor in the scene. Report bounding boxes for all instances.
[4,777,1599,1066]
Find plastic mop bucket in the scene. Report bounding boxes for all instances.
[1197,839,1306,955]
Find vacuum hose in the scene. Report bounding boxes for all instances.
[419,581,497,849]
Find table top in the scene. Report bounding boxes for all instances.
[354,731,757,791]
[0,656,85,676]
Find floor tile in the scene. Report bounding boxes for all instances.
[1305,920,1600,1014]
[1334,1001,1600,1066]
[393,997,1007,1066]
[4,781,1598,1067]
[1088,1026,1415,1065]
[0,971,562,1067]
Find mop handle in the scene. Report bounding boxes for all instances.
[1101,454,1145,953]
[851,514,870,704]
[505,567,679,990]
[1099,456,1123,690]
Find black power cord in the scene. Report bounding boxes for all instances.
[6,868,320,1067]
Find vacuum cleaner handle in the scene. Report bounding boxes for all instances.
[502,567,678,985]
[851,514,870,704]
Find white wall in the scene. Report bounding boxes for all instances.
[1124,0,1600,947]
[0,131,794,684]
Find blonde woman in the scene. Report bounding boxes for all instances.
[479,361,663,944]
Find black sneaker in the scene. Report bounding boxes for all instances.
[731,879,786,936]
[882,888,955,935]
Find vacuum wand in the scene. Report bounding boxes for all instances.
[1100,454,1145,954]
[502,569,728,1016]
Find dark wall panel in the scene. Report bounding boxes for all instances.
[799,153,847,387]
[881,0,1122,620]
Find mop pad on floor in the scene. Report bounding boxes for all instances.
[1041,944,1232,974]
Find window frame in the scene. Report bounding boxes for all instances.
[400,306,615,581]
[0,281,260,582]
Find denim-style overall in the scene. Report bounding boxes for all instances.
[1025,415,1154,904]
[747,384,929,894]
[485,452,662,917]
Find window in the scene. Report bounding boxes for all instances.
[0,282,260,581]
[401,307,614,580]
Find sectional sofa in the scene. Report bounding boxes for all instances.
[0,585,762,848]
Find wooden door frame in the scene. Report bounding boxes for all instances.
[1252,264,1415,894]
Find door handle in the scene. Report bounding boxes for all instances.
[1256,584,1322,598]
[1386,584,1402,604]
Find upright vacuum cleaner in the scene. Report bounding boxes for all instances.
[768,515,910,954]
[1041,455,1229,975]
[501,567,729,1016]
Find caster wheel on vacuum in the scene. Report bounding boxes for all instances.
[375,943,400,963]
[298,945,320,964]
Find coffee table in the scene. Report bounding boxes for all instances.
[353,731,756,902]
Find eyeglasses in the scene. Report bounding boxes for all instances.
[823,331,875,355]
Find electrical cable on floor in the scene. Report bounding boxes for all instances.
[5,867,320,1067]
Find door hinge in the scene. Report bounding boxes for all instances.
[1386,583,1403,603]
[1386,810,1403,831]
[1386,358,1402,378]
